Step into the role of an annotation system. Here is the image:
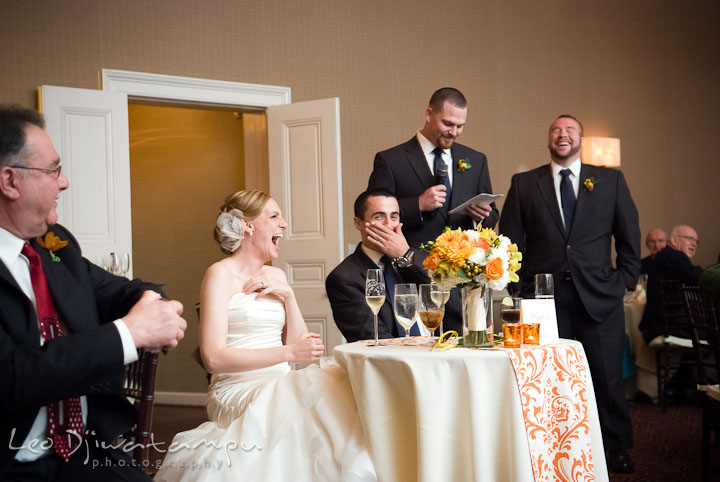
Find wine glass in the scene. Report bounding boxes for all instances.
[365,269,385,346]
[393,284,418,344]
[419,284,444,342]
[431,284,451,335]
[110,252,131,277]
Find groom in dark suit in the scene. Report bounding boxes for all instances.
[368,88,498,249]
[0,106,187,481]
[499,115,641,474]
[326,189,435,342]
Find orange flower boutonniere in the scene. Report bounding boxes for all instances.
[457,159,472,172]
[36,231,68,262]
[583,177,597,192]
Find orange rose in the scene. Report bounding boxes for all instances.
[485,257,504,280]
[423,252,440,270]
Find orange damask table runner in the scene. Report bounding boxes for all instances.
[503,344,596,482]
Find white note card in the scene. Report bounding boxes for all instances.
[521,299,560,345]
[448,193,503,214]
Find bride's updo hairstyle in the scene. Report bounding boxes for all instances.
[214,190,271,254]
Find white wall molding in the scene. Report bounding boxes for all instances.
[102,69,291,107]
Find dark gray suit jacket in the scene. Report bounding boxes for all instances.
[368,137,499,249]
[0,224,161,475]
[499,163,641,322]
[326,243,429,342]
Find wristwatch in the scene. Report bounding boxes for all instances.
[393,248,414,268]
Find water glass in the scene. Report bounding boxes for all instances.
[534,273,554,299]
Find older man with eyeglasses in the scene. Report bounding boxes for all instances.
[639,225,704,344]
[0,105,187,481]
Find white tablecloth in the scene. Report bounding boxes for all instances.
[623,301,657,399]
[334,339,608,482]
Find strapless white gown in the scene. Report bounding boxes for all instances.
[155,293,375,482]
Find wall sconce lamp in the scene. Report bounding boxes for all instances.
[582,137,621,167]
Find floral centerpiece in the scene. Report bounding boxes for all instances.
[421,227,522,347]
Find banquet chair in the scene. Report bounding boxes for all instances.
[652,278,696,412]
[124,348,160,474]
[681,285,720,482]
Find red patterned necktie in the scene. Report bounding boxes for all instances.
[21,244,83,462]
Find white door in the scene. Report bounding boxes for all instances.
[267,98,345,354]
[39,85,133,276]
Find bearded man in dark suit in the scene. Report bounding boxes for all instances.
[0,106,187,481]
[367,88,498,249]
[499,114,641,474]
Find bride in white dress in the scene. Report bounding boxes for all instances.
[155,190,375,482]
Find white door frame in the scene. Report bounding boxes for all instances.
[102,69,291,107]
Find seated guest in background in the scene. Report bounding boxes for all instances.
[156,190,374,482]
[641,227,666,274]
[0,106,187,481]
[327,189,462,342]
[700,262,720,301]
[639,225,703,343]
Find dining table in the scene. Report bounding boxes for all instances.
[623,299,657,400]
[334,338,608,482]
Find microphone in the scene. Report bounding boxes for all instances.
[428,163,449,218]
[435,163,448,187]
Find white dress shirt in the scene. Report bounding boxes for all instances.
[550,157,581,228]
[0,227,137,461]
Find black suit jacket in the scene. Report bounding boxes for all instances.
[639,245,703,342]
[499,163,641,322]
[368,137,499,249]
[326,243,433,342]
[0,224,161,475]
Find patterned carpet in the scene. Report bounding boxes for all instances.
[610,396,712,482]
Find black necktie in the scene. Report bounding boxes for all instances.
[559,169,576,234]
[433,147,451,210]
[381,255,420,337]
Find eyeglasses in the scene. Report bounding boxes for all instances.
[9,165,62,179]
[676,234,700,246]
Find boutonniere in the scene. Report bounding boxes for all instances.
[583,177,597,192]
[457,158,472,172]
[36,231,68,262]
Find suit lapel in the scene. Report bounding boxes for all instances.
[571,164,593,238]
[536,165,567,238]
[448,145,463,210]
[405,137,434,188]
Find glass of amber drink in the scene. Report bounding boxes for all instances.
[501,298,522,348]
[419,284,444,343]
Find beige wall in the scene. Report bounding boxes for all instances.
[3,1,720,390]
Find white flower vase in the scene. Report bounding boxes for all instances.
[462,286,493,347]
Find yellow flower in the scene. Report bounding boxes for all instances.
[36,231,68,262]
[433,229,473,271]
[37,232,68,252]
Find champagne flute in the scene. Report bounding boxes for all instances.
[393,284,418,344]
[365,269,385,346]
[420,284,444,342]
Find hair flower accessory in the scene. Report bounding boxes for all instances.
[457,159,472,172]
[36,231,68,262]
[216,209,246,253]
[583,177,597,192]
